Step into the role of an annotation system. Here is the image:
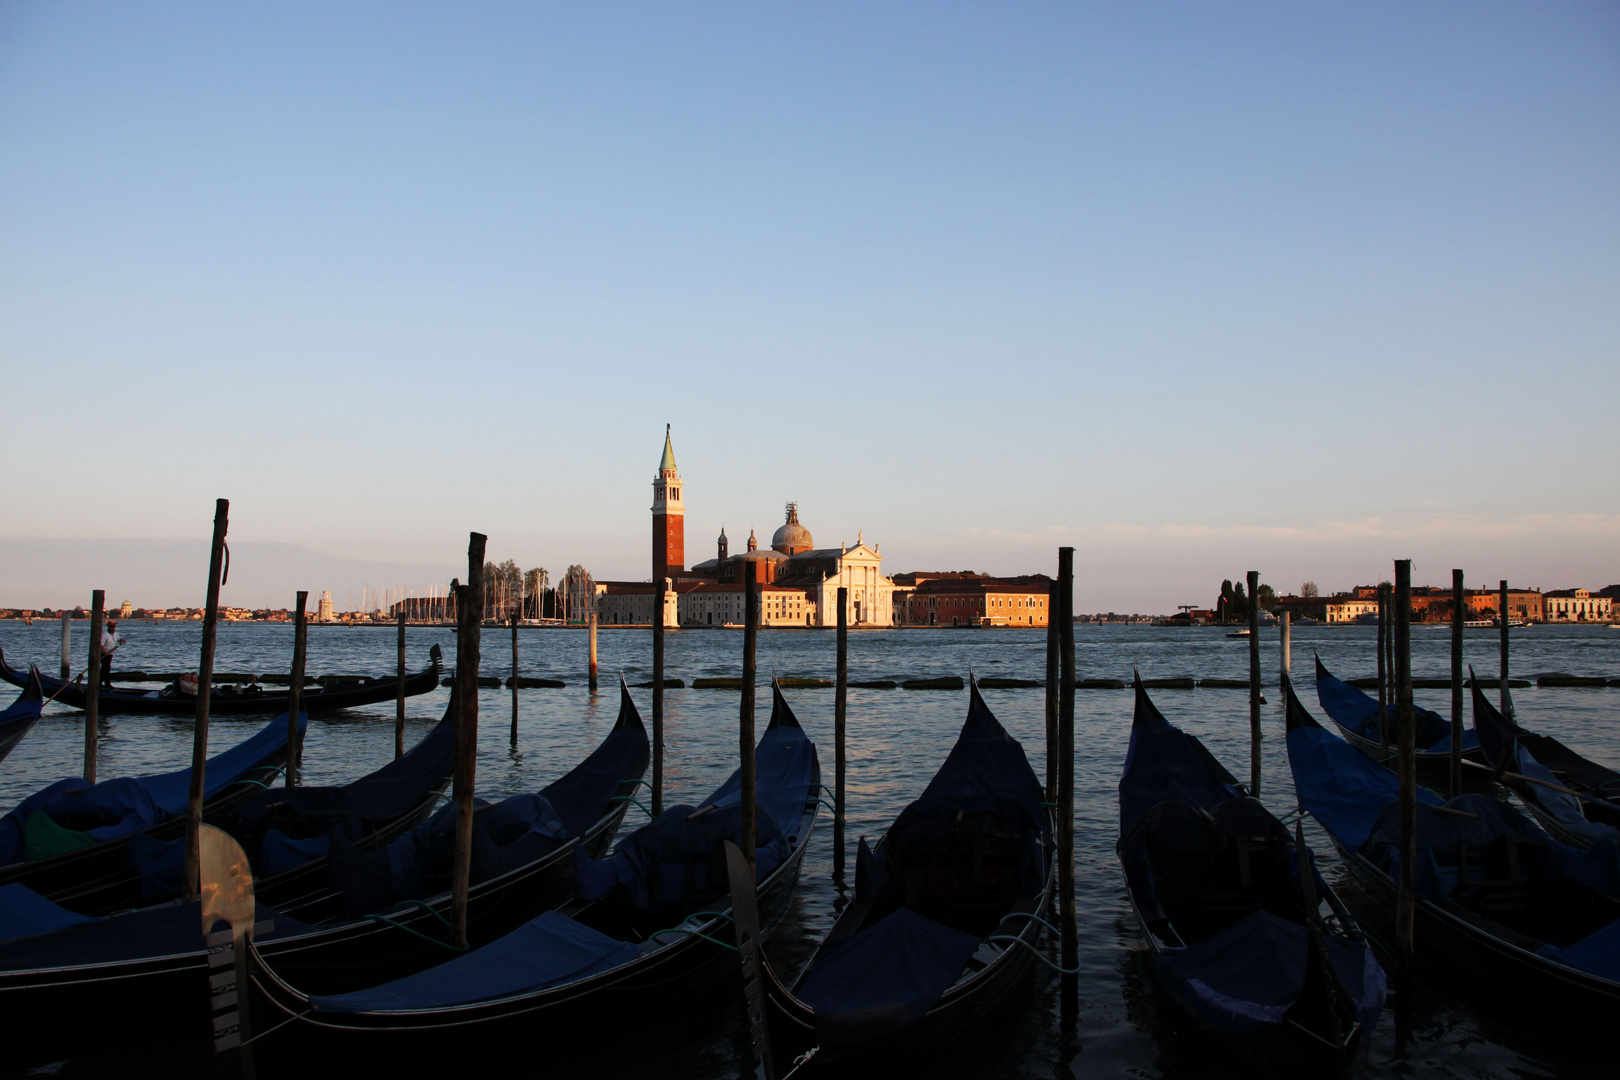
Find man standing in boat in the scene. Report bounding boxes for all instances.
[100,620,123,689]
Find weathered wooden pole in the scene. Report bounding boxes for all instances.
[509,611,520,747]
[1498,579,1510,716]
[739,571,759,876]
[183,499,229,903]
[1394,558,1416,1046]
[1377,583,1390,760]
[1247,570,1261,797]
[1280,610,1291,680]
[85,590,104,785]
[396,609,408,759]
[1057,547,1077,1019]
[589,608,599,694]
[59,610,70,680]
[833,586,848,880]
[1045,580,1058,801]
[1450,568,1464,797]
[451,533,486,949]
[651,578,664,816]
[287,591,307,787]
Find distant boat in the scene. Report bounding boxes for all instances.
[1227,629,1251,638]
[1296,617,1321,625]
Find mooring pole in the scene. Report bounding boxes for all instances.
[183,498,229,903]
[85,590,104,785]
[396,610,407,759]
[1280,610,1291,681]
[1045,580,1059,802]
[1377,583,1390,760]
[1394,558,1416,1048]
[589,608,600,694]
[739,571,759,876]
[287,591,307,787]
[1057,548,1077,1020]
[651,578,664,816]
[1247,570,1262,797]
[451,533,486,949]
[60,610,70,681]
[833,586,848,881]
[1450,568,1464,798]
[1499,579,1510,716]
[509,611,520,747]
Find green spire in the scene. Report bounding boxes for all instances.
[660,424,677,471]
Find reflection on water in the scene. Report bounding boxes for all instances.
[0,620,1614,1078]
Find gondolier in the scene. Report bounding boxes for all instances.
[99,621,123,689]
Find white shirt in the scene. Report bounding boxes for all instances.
[101,628,122,656]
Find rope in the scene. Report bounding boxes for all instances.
[609,795,652,818]
[997,911,1065,936]
[984,935,1079,974]
[645,927,737,951]
[238,1004,314,1047]
[363,900,467,951]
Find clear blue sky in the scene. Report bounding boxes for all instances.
[2,2,1616,611]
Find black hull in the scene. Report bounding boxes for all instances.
[1332,839,1620,1028]
[0,647,441,716]
[1328,716,1483,774]
[0,668,44,767]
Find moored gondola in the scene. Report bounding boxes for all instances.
[0,682,648,1071]
[1470,673,1620,851]
[1118,678,1380,1079]
[0,666,45,767]
[755,679,1054,1077]
[246,680,819,1069]
[1284,673,1620,1034]
[0,644,441,716]
[1314,655,1480,767]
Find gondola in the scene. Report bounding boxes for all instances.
[1470,674,1620,850]
[0,683,648,1070]
[1284,674,1620,1031]
[756,679,1054,1077]
[1314,655,1480,766]
[0,712,302,903]
[248,680,819,1069]
[0,644,442,716]
[0,666,44,767]
[1118,679,1380,1079]
[47,699,458,916]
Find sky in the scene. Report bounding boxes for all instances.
[1,2,1616,612]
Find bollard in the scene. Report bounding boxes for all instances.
[183,499,229,902]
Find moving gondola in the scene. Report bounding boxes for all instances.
[1470,674,1620,851]
[1313,655,1480,767]
[0,713,302,903]
[1118,678,1381,1079]
[1284,674,1620,1032]
[248,680,818,1070]
[0,683,647,1070]
[0,644,441,716]
[0,666,44,767]
[755,679,1054,1077]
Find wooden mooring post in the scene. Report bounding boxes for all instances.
[1045,579,1058,801]
[183,499,229,903]
[1450,569,1464,797]
[287,591,307,786]
[1377,583,1390,760]
[651,579,664,816]
[510,612,520,747]
[451,533,486,949]
[739,571,759,876]
[1247,570,1261,797]
[589,609,599,694]
[1394,558,1416,1047]
[1280,610,1291,681]
[59,610,70,681]
[1499,579,1511,716]
[85,590,104,785]
[833,586,848,881]
[397,610,408,759]
[1057,547,1077,1019]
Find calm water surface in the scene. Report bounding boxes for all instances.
[2,620,1617,1079]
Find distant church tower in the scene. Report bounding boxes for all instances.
[651,425,685,581]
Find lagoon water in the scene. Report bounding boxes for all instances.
[1,619,1616,1079]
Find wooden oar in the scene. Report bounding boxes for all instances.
[43,670,87,707]
[1462,757,1608,804]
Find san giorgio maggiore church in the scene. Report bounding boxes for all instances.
[594,429,897,628]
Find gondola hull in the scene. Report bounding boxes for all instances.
[0,646,441,716]
[0,668,44,767]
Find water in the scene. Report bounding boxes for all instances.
[3,619,1617,1078]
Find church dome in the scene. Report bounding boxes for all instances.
[771,503,814,554]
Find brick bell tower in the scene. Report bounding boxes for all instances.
[651,425,685,581]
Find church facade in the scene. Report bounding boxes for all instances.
[593,430,896,628]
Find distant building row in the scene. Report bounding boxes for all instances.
[1271,584,1617,624]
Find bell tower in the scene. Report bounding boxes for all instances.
[651,425,685,581]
